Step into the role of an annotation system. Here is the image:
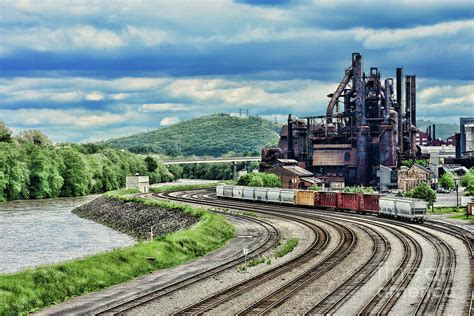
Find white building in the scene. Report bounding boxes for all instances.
[126,175,150,193]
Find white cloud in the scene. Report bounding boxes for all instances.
[355,20,473,49]
[140,103,189,112]
[110,93,129,100]
[160,116,180,126]
[85,92,104,101]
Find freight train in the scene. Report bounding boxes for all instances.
[216,185,427,223]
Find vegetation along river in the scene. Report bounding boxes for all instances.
[0,195,135,274]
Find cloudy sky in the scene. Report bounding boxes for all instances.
[0,0,472,143]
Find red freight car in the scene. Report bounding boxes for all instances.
[318,192,339,208]
[360,194,380,213]
[339,192,361,211]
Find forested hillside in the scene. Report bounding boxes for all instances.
[416,120,459,140]
[103,114,281,157]
[0,122,177,202]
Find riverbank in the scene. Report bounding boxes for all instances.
[72,195,199,240]
[0,189,235,314]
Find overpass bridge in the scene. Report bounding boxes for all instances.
[160,156,261,179]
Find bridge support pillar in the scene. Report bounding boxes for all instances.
[232,161,237,180]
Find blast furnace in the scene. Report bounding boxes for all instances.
[261,53,418,186]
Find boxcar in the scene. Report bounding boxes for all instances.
[242,187,255,200]
[267,188,281,203]
[232,186,244,199]
[360,194,380,214]
[339,192,360,211]
[254,188,268,202]
[295,190,316,207]
[280,189,295,205]
[318,192,339,208]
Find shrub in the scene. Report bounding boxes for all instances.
[237,172,281,188]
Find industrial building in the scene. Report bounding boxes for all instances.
[261,53,418,187]
[460,117,474,158]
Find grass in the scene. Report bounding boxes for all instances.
[237,238,299,272]
[432,206,474,222]
[0,190,235,315]
[274,238,299,258]
[432,206,467,214]
[150,180,237,194]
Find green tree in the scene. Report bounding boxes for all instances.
[17,130,52,146]
[28,146,63,199]
[237,172,280,188]
[0,122,13,143]
[439,172,455,190]
[404,182,436,208]
[59,148,89,197]
[145,156,158,172]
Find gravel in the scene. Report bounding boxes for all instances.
[270,222,373,315]
[333,222,405,314]
[414,225,471,315]
[72,196,199,240]
[126,215,317,315]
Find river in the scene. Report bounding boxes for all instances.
[0,195,135,274]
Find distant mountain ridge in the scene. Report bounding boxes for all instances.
[416,120,459,140]
[103,114,281,157]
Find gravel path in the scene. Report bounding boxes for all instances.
[269,222,372,315]
[127,216,316,315]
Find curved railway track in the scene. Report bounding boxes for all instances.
[164,188,468,315]
[96,202,281,315]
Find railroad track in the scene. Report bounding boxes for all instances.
[162,190,394,315]
[95,201,280,315]
[169,189,465,315]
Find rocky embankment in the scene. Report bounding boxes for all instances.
[72,196,199,240]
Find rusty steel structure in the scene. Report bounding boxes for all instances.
[261,53,418,186]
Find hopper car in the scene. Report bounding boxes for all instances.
[216,185,426,223]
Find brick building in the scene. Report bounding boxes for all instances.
[266,159,316,189]
[397,164,432,192]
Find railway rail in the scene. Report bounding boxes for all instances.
[95,201,281,315]
[168,188,469,315]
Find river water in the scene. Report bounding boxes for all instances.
[0,195,135,274]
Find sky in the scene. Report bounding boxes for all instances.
[0,0,473,143]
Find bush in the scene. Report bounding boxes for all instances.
[344,186,374,193]
[237,172,281,188]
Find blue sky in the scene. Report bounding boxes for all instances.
[0,0,472,143]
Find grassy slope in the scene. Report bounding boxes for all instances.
[102,113,280,157]
[0,189,235,314]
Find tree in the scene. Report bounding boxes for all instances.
[0,122,12,143]
[59,148,89,197]
[405,182,436,208]
[439,172,455,190]
[17,130,52,146]
[144,156,158,172]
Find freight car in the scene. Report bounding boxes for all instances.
[216,185,426,223]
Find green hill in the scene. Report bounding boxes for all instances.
[103,114,281,157]
[416,120,459,140]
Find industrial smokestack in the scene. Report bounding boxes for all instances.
[396,67,404,153]
[287,114,294,159]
